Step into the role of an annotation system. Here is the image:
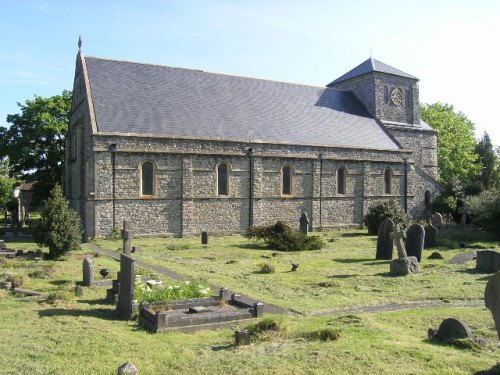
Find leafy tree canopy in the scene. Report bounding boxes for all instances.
[0,90,71,202]
[475,132,499,190]
[0,158,17,210]
[420,103,481,187]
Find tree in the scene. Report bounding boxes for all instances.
[420,103,481,188]
[34,185,82,259]
[0,158,16,210]
[0,90,71,202]
[475,132,498,190]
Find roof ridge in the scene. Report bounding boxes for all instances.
[85,55,327,90]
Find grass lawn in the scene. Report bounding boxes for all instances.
[0,227,499,374]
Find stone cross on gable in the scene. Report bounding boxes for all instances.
[390,224,407,259]
[121,220,133,255]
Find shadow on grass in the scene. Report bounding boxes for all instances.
[48,280,72,286]
[474,363,500,375]
[340,232,373,237]
[456,269,495,280]
[38,307,116,320]
[237,243,269,250]
[333,258,373,264]
[363,260,391,266]
[0,236,35,244]
[212,344,234,351]
[77,298,110,306]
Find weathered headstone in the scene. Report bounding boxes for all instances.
[299,212,309,235]
[201,231,208,245]
[122,220,133,255]
[117,362,138,375]
[428,318,473,341]
[476,250,500,273]
[117,254,135,320]
[406,223,425,262]
[431,212,443,229]
[0,240,5,250]
[235,330,251,345]
[376,218,394,260]
[484,270,500,339]
[424,224,437,248]
[83,258,93,286]
[448,251,476,264]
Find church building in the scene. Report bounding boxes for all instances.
[65,46,440,239]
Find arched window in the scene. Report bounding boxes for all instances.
[337,166,347,195]
[141,161,155,196]
[384,167,393,194]
[217,162,229,196]
[281,164,292,196]
[424,190,432,207]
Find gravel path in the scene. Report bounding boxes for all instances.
[87,244,485,317]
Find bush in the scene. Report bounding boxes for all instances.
[134,278,211,303]
[363,200,410,234]
[33,185,82,259]
[257,262,275,274]
[246,317,282,335]
[465,189,500,237]
[310,327,342,341]
[6,274,24,289]
[431,194,456,216]
[245,221,324,251]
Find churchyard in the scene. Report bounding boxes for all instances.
[1,226,499,374]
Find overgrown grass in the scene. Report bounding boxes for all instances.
[92,227,500,313]
[0,228,498,374]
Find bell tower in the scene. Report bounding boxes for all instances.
[327,58,420,126]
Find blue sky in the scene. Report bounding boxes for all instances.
[1,0,499,145]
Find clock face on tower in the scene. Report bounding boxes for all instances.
[390,87,403,106]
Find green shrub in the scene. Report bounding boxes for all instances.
[465,189,500,237]
[246,317,282,335]
[245,221,324,251]
[363,200,410,234]
[257,261,275,274]
[45,290,72,304]
[310,327,342,341]
[33,185,82,259]
[7,274,24,289]
[431,194,456,216]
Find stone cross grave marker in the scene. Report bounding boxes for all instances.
[117,253,135,320]
[390,224,407,259]
[121,220,133,255]
[376,218,394,260]
[406,223,425,262]
[82,258,93,286]
[299,212,309,235]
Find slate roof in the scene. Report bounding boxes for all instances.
[328,58,418,86]
[85,57,401,150]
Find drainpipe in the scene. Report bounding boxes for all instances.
[318,153,323,229]
[110,143,117,229]
[246,148,254,228]
[403,158,408,214]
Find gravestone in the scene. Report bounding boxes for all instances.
[431,212,443,229]
[0,240,5,250]
[235,330,251,345]
[118,362,138,375]
[476,250,500,273]
[406,223,425,262]
[376,218,394,260]
[428,318,473,341]
[122,220,133,255]
[117,254,135,320]
[484,271,500,339]
[299,212,309,235]
[201,231,208,245]
[424,224,437,248]
[83,258,93,286]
